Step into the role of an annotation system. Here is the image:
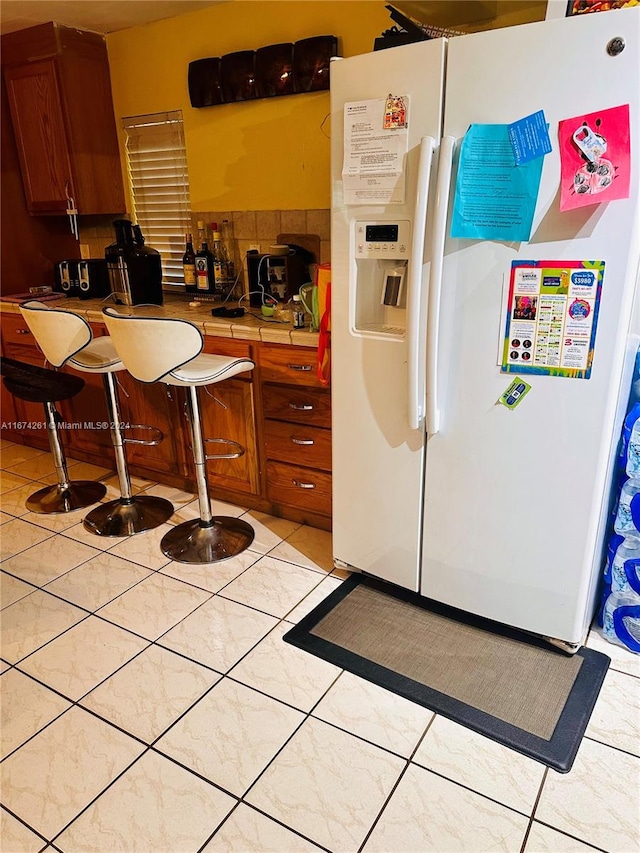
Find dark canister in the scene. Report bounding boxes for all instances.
[106,219,163,306]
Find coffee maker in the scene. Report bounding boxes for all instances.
[106,219,163,306]
[247,247,308,307]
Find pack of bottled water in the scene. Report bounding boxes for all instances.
[601,587,640,653]
[602,403,640,653]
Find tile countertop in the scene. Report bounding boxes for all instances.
[0,294,320,349]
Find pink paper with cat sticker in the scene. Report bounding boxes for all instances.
[559,104,630,211]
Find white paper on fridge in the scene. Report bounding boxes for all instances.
[342,98,409,205]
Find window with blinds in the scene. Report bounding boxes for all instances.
[122,110,191,288]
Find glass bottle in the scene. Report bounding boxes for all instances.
[221,219,236,287]
[291,293,305,328]
[195,234,215,294]
[210,223,225,296]
[183,233,197,293]
[196,220,207,251]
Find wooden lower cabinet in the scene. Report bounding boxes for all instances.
[0,313,111,455]
[115,373,187,479]
[61,369,115,459]
[1,313,52,449]
[117,372,260,497]
[1,379,19,438]
[199,378,259,496]
[116,335,261,501]
[260,343,332,529]
[0,352,50,450]
[199,337,259,498]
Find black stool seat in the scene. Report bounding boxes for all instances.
[0,356,84,404]
[0,355,106,513]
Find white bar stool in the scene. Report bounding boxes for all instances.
[19,301,174,535]
[102,307,255,564]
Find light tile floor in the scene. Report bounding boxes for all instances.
[1,443,639,853]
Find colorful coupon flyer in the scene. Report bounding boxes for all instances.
[558,105,630,211]
[501,260,605,379]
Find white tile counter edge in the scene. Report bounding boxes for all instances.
[0,298,319,348]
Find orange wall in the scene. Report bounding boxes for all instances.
[107,1,390,212]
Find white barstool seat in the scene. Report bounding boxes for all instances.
[19,301,174,535]
[102,307,255,564]
[69,337,122,372]
[161,354,253,386]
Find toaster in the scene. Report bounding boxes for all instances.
[54,259,110,300]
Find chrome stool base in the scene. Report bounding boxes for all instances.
[83,495,174,537]
[161,516,255,564]
[26,481,107,515]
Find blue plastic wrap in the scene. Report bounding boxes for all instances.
[600,357,640,654]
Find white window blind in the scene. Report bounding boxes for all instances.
[122,110,191,288]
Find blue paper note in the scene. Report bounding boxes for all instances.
[450,124,544,243]
[508,110,552,165]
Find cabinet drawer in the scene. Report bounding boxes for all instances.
[1,314,38,346]
[264,419,332,472]
[262,383,331,428]
[2,340,44,367]
[1,314,104,350]
[266,461,332,516]
[260,344,323,387]
[203,337,254,360]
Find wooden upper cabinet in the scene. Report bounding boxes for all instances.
[2,23,126,216]
[4,59,72,213]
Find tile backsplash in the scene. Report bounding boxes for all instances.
[77,216,120,261]
[78,209,330,292]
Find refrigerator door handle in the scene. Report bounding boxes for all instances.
[407,135,436,430]
[426,135,456,436]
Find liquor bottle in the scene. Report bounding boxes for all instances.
[220,219,236,287]
[210,223,225,296]
[195,234,215,294]
[196,220,207,251]
[183,233,197,293]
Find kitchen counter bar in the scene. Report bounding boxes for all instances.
[0,293,320,348]
[0,292,331,530]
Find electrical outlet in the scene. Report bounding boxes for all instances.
[79,243,91,259]
[249,243,261,253]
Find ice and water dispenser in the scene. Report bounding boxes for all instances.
[352,220,411,336]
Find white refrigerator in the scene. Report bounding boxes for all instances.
[330,8,640,651]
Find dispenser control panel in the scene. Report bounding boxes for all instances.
[354,220,411,259]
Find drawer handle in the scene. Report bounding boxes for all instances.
[16,329,30,335]
[287,364,312,371]
[291,437,314,446]
[292,479,316,489]
[289,403,314,411]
